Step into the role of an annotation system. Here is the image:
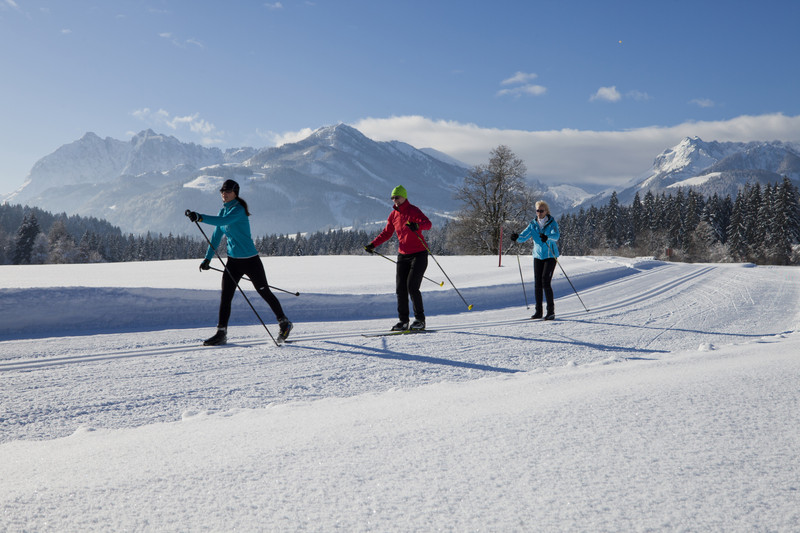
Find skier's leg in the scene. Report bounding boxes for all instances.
[533,258,545,315]
[542,258,557,315]
[217,258,245,328]
[245,257,287,320]
[407,252,428,322]
[395,254,411,323]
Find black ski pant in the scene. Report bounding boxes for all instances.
[217,256,286,328]
[534,257,557,314]
[396,251,428,323]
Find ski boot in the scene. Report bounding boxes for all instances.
[203,327,227,346]
[278,318,293,343]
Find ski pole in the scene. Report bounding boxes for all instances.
[206,265,300,296]
[412,229,473,311]
[546,240,589,312]
[186,210,280,346]
[505,241,529,309]
[516,253,530,309]
[369,249,445,287]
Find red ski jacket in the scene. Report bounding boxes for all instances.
[371,200,432,255]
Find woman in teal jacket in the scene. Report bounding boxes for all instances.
[511,200,560,320]
[186,180,292,345]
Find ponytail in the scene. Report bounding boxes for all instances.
[236,196,251,216]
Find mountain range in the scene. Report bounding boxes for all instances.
[4,127,799,236]
[584,136,800,207]
[3,125,473,236]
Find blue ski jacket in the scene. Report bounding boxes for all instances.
[199,199,259,261]
[517,214,560,260]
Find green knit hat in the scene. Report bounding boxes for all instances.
[391,185,407,199]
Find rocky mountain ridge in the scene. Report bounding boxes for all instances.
[580,137,800,209]
[3,125,468,236]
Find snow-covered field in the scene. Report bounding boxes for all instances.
[1,255,799,531]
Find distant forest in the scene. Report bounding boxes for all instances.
[557,178,800,266]
[0,203,450,266]
[2,177,799,266]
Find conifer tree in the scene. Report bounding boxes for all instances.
[778,177,800,243]
[643,191,658,232]
[629,192,645,247]
[13,212,40,265]
[766,178,800,264]
[47,220,77,263]
[604,192,622,249]
[726,189,748,261]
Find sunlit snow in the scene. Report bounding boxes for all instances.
[2,256,799,530]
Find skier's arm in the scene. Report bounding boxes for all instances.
[204,226,224,261]
[371,216,396,248]
[517,222,535,243]
[407,206,432,231]
[198,205,248,227]
[546,221,560,242]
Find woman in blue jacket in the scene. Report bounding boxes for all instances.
[511,200,560,320]
[186,179,292,345]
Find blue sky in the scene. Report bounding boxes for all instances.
[2,0,800,195]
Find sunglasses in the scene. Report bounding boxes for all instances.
[536,209,546,213]
[220,189,234,193]
[391,196,402,200]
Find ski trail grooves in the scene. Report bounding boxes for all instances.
[563,265,715,317]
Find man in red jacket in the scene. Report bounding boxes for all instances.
[365,185,433,331]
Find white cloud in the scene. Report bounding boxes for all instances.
[3,0,19,10]
[501,71,538,85]
[159,32,204,49]
[691,98,715,108]
[626,90,651,101]
[497,72,546,98]
[264,2,283,9]
[132,108,223,145]
[497,85,547,97]
[166,114,214,135]
[335,113,800,188]
[270,128,315,146]
[590,86,622,102]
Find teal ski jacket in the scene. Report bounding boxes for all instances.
[199,199,259,261]
[517,214,560,260]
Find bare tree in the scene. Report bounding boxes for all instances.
[447,145,537,254]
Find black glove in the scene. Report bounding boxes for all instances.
[510,233,519,242]
[364,243,375,254]
[186,211,201,223]
[199,259,211,271]
[540,233,548,243]
[405,221,419,231]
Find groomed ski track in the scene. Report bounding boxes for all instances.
[1,258,798,444]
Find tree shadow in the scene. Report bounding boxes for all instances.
[448,330,668,357]
[560,317,791,340]
[294,339,521,374]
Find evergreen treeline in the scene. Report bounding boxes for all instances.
[254,227,450,257]
[0,203,449,265]
[3,178,798,265]
[556,178,800,265]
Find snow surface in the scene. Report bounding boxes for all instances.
[2,255,799,531]
[183,175,227,193]
[667,172,721,189]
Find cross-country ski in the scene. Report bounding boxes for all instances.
[362,329,435,338]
